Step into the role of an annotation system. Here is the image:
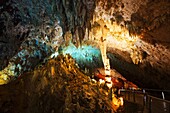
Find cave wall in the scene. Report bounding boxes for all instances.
[83,0,170,90]
[59,0,170,89]
[0,0,170,89]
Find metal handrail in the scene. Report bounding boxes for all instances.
[140,88,170,93]
[118,89,170,113]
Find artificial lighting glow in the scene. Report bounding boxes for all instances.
[91,79,97,83]
[50,52,59,58]
[99,79,105,85]
[119,97,124,106]
[51,66,55,76]
[106,82,113,89]
[90,21,138,53]
[105,70,111,75]
[112,94,124,107]
[56,42,103,69]
[105,77,112,83]
[89,1,142,64]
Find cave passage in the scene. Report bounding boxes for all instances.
[0,0,170,113]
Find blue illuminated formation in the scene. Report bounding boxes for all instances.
[61,43,103,70]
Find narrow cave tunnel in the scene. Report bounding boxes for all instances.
[0,0,170,113]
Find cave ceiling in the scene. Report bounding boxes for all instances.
[0,0,170,89]
[55,0,170,89]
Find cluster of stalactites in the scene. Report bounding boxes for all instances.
[86,0,144,65]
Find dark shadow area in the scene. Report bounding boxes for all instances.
[118,100,144,113]
[107,52,170,90]
[0,0,97,70]
[130,0,170,44]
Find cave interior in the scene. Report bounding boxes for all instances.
[0,0,170,113]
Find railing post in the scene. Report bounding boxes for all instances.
[148,96,152,113]
[118,89,120,95]
[119,89,170,113]
[162,92,167,112]
[143,89,147,106]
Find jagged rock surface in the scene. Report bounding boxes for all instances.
[0,54,117,113]
[86,0,170,90]
[0,0,170,90]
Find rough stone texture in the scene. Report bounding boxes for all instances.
[0,0,170,90]
[86,0,170,90]
[0,55,119,113]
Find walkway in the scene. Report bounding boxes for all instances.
[118,89,170,113]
